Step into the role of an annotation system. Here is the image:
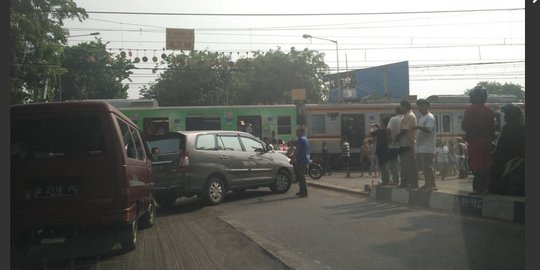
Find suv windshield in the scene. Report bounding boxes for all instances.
[11,114,106,160]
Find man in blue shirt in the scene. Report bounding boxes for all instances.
[293,127,310,197]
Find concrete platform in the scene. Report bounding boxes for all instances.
[307,171,524,223]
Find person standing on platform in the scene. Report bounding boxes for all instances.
[461,86,495,195]
[454,137,469,179]
[387,106,404,185]
[414,99,437,191]
[371,117,392,185]
[490,104,525,196]
[321,141,332,175]
[435,140,450,180]
[395,100,418,189]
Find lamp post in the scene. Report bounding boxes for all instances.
[302,34,340,89]
[67,32,100,38]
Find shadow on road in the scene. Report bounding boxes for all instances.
[367,213,524,270]
[325,201,418,219]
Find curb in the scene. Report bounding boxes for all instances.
[217,216,299,270]
[370,186,525,223]
[307,181,524,224]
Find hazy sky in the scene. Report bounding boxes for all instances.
[63,0,525,99]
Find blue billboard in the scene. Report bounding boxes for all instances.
[330,61,409,102]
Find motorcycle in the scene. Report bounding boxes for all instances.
[279,149,323,180]
[307,160,323,180]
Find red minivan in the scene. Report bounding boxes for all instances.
[11,101,155,253]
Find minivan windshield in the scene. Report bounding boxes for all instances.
[11,114,106,160]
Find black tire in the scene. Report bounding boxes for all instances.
[155,194,176,208]
[270,170,291,193]
[139,199,156,229]
[205,177,226,205]
[308,164,323,180]
[121,219,138,252]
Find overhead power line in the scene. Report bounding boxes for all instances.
[84,7,523,16]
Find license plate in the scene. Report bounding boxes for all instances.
[35,184,79,199]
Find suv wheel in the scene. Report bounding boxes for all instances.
[205,177,226,205]
[270,170,291,193]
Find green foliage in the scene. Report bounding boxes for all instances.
[60,40,135,100]
[465,81,524,101]
[141,47,330,106]
[10,0,88,104]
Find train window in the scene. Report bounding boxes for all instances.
[434,114,452,134]
[277,116,292,135]
[143,117,169,137]
[186,117,221,131]
[311,114,326,134]
[442,115,451,133]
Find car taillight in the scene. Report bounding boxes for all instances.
[177,151,190,173]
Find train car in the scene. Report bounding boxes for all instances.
[304,95,524,164]
[108,99,298,142]
[98,95,523,168]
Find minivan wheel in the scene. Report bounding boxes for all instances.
[205,177,226,205]
[121,219,138,252]
[270,170,291,193]
[139,199,156,229]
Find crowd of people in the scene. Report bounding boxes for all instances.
[314,86,524,196]
[249,86,524,198]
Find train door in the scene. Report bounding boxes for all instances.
[340,114,365,149]
[433,113,453,136]
[237,116,262,138]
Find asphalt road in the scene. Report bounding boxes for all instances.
[215,188,524,270]
[12,197,288,270]
[12,187,524,270]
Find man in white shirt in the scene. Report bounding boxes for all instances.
[414,99,437,191]
[395,100,418,188]
[386,106,403,185]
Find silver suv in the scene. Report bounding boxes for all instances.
[146,130,294,207]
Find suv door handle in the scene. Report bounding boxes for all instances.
[249,156,255,160]
[219,155,228,160]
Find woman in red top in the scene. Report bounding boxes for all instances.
[461,86,495,195]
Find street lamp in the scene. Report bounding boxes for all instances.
[67,32,100,38]
[302,34,340,89]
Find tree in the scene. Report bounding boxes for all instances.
[235,47,329,105]
[141,47,330,106]
[465,81,524,101]
[60,40,135,100]
[10,0,88,104]
[142,51,235,106]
